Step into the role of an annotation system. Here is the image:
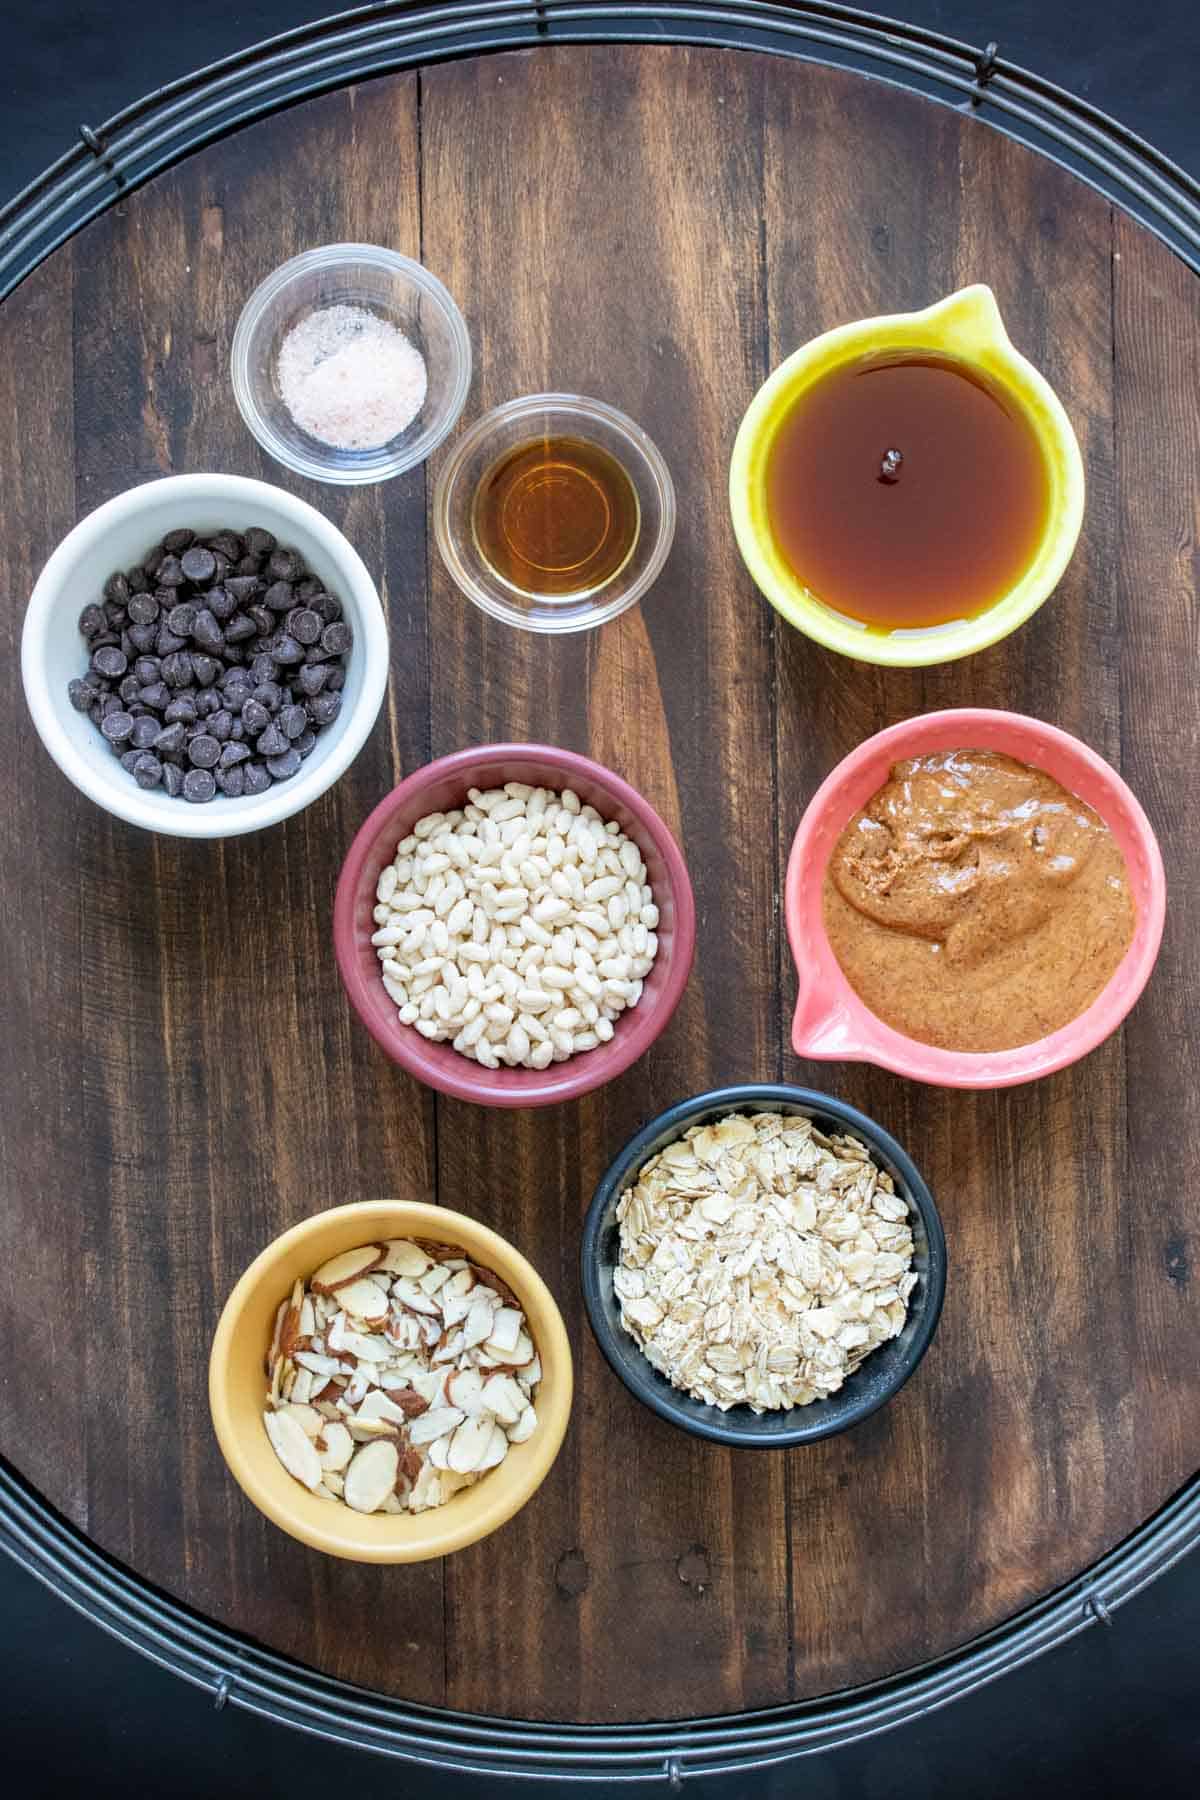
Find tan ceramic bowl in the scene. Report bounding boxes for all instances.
[209,1200,573,1561]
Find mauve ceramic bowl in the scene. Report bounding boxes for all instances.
[786,709,1166,1088]
[581,1084,946,1447]
[333,745,695,1107]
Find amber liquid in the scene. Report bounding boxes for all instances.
[472,435,640,600]
[765,353,1051,630]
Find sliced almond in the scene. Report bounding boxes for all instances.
[290,1367,315,1406]
[392,1277,442,1317]
[344,1440,400,1513]
[379,1491,405,1514]
[337,1277,390,1325]
[428,1434,453,1471]
[408,1404,465,1445]
[446,1417,494,1474]
[327,1310,349,1354]
[323,1470,345,1497]
[299,1295,316,1338]
[347,1416,399,1442]
[294,1350,340,1378]
[379,1239,432,1278]
[279,1402,323,1438]
[506,1404,538,1444]
[506,1331,536,1368]
[478,1423,509,1470]
[343,1330,392,1364]
[467,1263,521,1309]
[440,1291,474,1329]
[518,1354,542,1391]
[267,1299,287,1375]
[443,1267,476,1299]
[432,1328,465,1365]
[486,1307,522,1354]
[480,1374,524,1426]
[462,1295,498,1351]
[310,1245,385,1294]
[356,1390,415,1427]
[444,1366,485,1416]
[409,1465,443,1512]
[279,1301,303,1362]
[264,1409,322,1489]
[317,1421,354,1471]
[417,1263,454,1296]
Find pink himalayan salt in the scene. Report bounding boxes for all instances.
[277,304,427,451]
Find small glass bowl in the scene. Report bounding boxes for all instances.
[231,244,472,485]
[433,393,676,633]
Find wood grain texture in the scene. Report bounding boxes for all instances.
[0,42,1196,1725]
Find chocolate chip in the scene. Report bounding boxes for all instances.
[271,635,304,666]
[287,608,322,645]
[127,622,159,653]
[315,591,342,623]
[180,546,217,585]
[192,609,224,652]
[325,666,345,693]
[92,645,128,678]
[234,554,262,578]
[247,604,274,637]
[167,603,197,637]
[219,741,250,768]
[206,585,237,621]
[118,674,141,705]
[130,716,160,750]
[153,722,187,756]
[192,654,221,688]
[263,580,294,613]
[120,749,141,773]
[139,682,171,711]
[157,555,185,588]
[257,722,288,757]
[163,696,197,726]
[142,547,165,580]
[187,734,221,769]
[194,689,221,718]
[132,753,163,788]
[183,768,216,803]
[101,711,134,744]
[103,570,131,606]
[79,603,108,638]
[267,748,302,781]
[253,681,283,711]
[296,729,317,759]
[208,709,233,742]
[321,621,353,655]
[248,653,276,685]
[161,651,194,689]
[163,528,196,554]
[206,530,244,563]
[155,625,186,656]
[243,527,275,556]
[126,594,160,627]
[308,691,342,727]
[68,678,95,712]
[224,613,256,643]
[241,698,270,736]
[279,704,308,740]
[243,760,271,796]
[267,548,302,582]
[162,761,184,798]
[296,663,329,697]
[216,766,245,798]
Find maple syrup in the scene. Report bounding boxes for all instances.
[764,352,1050,630]
[472,435,640,600]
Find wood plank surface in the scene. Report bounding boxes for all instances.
[0,43,1196,1725]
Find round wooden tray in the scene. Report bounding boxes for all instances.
[1,35,1197,1738]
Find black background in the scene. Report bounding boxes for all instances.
[2,1,1198,1794]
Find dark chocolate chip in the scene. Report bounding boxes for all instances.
[101,711,134,744]
[154,722,187,756]
[321,621,353,655]
[206,530,244,563]
[139,682,171,711]
[219,741,250,768]
[132,753,163,788]
[296,729,317,759]
[155,625,186,656]
[325,666,345,693]
[257,722,288,757]
[161,651,194,688]
[126,566,150,594]
[248,604,274,636]
[130,716,160,749]
[163,696,197,726]
[308,691,342,727]
[253,681,283,712]
[142,547,164,580]
[208,709,233,742]
[79,603,108,638]
[120,749,141,773]
[191,608,224,652]
[91,645,128,678]
[271,635,304,666]
[315,591,342,623]
[157,555,185,588]
[267,548,301,582]
[267,748,302,781]
[103,571,131,606]
[180,545,217,585]
[206,584,237,621]
[162,761,184,798]
[243,527,276,557]
[133,656,161,686]
[243,760,271,796]
[297,662,329,697]
[249,654,277,685]
[126,593,160,626]
[163,527,196,554]
[118,674,141,704]
[194,689,220,718]
[187,734,221,769]
[224,613,256,643]
[215,766,245,798]
[183,768,217,803]
[279,704,308,740]
[241,699,270,736]
[127,622,159,653]
[191,654,221,688]
[234,554,262,578]
[287,608,322,645]
[263,580,294,613]
[167,603,197,637]
[68,678,95,712]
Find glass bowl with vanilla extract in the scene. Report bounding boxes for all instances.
[433,394,676,633]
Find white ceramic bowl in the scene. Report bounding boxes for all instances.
[21,474,388,838]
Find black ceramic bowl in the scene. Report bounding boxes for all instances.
[581,1084,947,1446]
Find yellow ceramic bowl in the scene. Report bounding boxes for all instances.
[209,1200,573,1562]
[729,285,1085,667]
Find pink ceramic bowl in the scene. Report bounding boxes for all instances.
[334,745,696,1107]
[786,709,1165,1089]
